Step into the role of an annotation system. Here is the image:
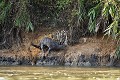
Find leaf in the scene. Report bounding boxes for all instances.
[113,20,118,33]
[115,46,120,59]
[88,2,101,33]
[0,1,5,9]
[109,4,116,18]
[104,20,119,37]
[0,2,11,23]
[102,3,109,18]
[26,21,34,31]
[88,19,96,32]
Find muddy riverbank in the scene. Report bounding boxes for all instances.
[0,36,119,67]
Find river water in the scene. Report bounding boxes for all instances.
[0,66,120,80]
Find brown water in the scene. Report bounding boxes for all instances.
[0,66,120,80]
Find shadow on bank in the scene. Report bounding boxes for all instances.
[0,49,120,67]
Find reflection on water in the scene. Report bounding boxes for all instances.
[0,66,120,80]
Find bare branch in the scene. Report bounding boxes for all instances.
[0,39,6,45]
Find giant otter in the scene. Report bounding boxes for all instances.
[31,37,66,56]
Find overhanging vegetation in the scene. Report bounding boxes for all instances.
[0,0,119,49]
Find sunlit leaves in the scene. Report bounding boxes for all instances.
[102,3,109,19]
[109,4,116,18]
[102,0,120,38]
[102,3,117,19]
[87,0,120,38]
[104,20,118,38]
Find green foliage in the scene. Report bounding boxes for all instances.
[78,0,86,21]
[87,0,120,38]
[56,0,120,39]
[102,1,118,19]
[115,45,120,59]
[34,0,54,5]
[0,0,34,31]
[0,0,119,37]
[88,2,101,32]
[14,0,34,31]
[0,1,11,23]
[57,0,71,10]
[102,0,120,39]
[104,20,118,38]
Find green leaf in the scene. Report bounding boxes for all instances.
[102,3,109,18]
[0,1,5,9]
[109,4,116,18]
[115,46,120,59]
[0,2,11,23]
[104,20,119,37]
[26,21,34,31]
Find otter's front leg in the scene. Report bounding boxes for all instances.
[44,47,51,57]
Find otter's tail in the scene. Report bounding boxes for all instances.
[31,42,41,49]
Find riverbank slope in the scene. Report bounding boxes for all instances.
[0,27,119,67]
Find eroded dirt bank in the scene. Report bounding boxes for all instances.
[0,28,119,67]
[36,37,119,67]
